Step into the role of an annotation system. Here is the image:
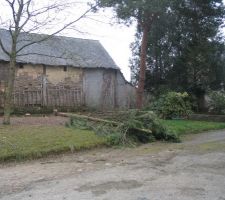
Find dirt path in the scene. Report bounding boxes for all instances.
[0,116,68,126]
[0,130,225,200]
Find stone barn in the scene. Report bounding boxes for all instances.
[0,29,136,111]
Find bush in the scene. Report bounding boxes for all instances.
[150,92,192,119]
[136,112,179,142]
[208,91,225,114]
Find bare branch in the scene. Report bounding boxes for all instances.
[0,38,10,56]
[18,0,32,31]
[85,16,111,25]
[16,4,97,54]
[5,0,17,23]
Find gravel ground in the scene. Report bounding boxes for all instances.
[0,130,225,200]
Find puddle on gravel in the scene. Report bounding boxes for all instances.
[179,187,206,197]
[76,180,143,196]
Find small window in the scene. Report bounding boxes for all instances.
[63,66,68,72]
[19,64,24,69]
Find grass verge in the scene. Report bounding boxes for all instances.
[163,120,225,136]
[0,125,106,162]
[1,119,225,162]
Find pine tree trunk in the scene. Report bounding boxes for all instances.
[136,26,149,109]
[3,56,16,125]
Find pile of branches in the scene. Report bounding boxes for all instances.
[67,110,180,146]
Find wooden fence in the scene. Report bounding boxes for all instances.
[0,88,83,108]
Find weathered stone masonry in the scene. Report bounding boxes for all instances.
[0,62,136,110]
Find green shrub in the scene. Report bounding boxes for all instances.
[208,91,225,114]
[150,92,193,119]
[135,112,179,142]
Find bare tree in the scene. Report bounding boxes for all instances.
[0,0,96,125]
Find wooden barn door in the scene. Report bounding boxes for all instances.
[101,70,116,110]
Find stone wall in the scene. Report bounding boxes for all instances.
[15,64,83,90]
[0,62,136,110]
[15,64,43,91]
[0,62,84,108]
[0,62,8,92]
[46,66,83,89]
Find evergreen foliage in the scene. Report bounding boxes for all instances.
[130,0,225,101]
[150,92,193,119]
[95,0,172,108]
[208,90,225,114]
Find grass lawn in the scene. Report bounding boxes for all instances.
[163,120,225,136]
[0,125,106,162]
[1,119,225,162]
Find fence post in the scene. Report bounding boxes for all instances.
[42,75,47,106]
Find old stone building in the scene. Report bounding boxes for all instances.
[0,29,136,110]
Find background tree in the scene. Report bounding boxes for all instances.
[95,0,171,108]
[0,0,95,124]
[130,7,175,90]
[130,0,225,110]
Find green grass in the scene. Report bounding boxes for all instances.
[1,119,225,162]
[0,125,106,162]
[163,120,225,136]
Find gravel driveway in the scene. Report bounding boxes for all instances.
[0,130,225,200]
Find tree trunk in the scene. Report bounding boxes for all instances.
[136,26,149,109]
[3,56,16,125]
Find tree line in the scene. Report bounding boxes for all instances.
[96,0,225,109]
